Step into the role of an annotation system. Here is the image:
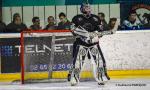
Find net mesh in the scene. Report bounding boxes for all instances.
[21,30,93,84]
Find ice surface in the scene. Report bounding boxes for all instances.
[0,79,149,90]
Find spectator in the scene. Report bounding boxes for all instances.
[0,21,6,33]
[6,13,27,33]
[98,12,109,30]
[122,10,142,30]
[108,18,120,31]
[43,16,57,30]
[30,17,42,30]
[108,18,117,30]
[57,12,71,30]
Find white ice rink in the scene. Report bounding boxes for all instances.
[0,79,150,90]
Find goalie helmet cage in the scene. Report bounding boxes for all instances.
[20,30,94,84]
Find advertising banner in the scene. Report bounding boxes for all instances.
[0,33,75,73]
[0,38,20,73]
[23,34,74,72]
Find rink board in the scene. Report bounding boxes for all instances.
[0,30,150,82]
[0,70,150,82]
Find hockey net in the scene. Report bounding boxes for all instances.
[20,30,93,84]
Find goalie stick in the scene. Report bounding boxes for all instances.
[70,23,117,39]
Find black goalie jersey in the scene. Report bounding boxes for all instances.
[72,14,102,46]
[72,14,102,32]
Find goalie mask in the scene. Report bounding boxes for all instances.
[80,3,91,15]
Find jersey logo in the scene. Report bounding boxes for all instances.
[83,23,93,31]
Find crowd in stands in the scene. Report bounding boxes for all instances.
[121,10,150,30]
[0,11,150,33]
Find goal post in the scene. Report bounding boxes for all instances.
[20,30,94,84]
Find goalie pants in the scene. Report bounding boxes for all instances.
[71,41,110,82]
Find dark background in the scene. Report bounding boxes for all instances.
[0,0,2,21]
[0,38,20,73]
[0,36,74,73]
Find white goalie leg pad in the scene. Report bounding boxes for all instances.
[89,45,109,83]
[70,68,80,86]
[70,45,88,86]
